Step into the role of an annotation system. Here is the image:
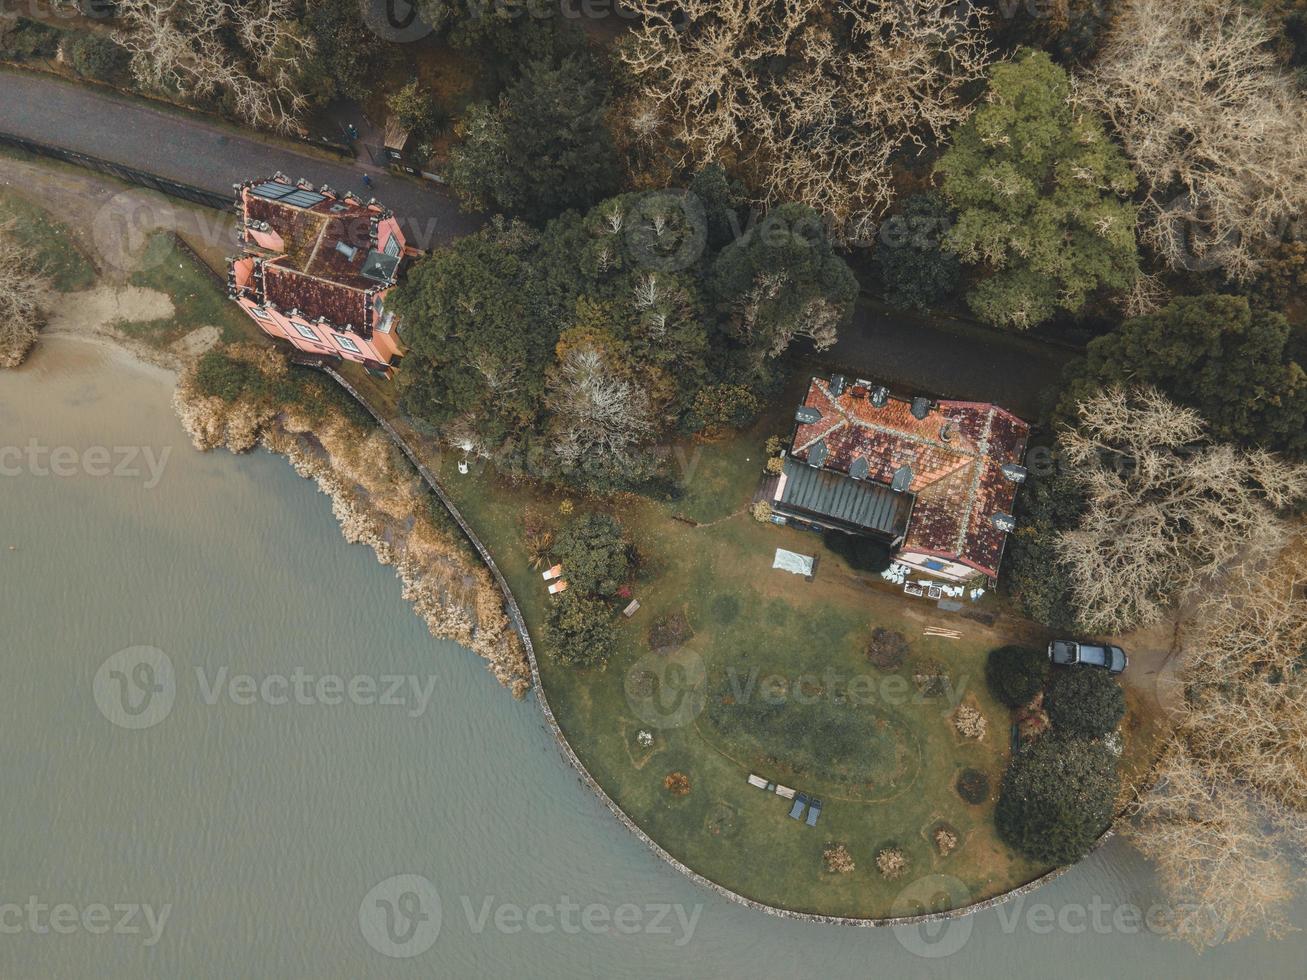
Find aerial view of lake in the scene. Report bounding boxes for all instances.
[3,336,1304,978]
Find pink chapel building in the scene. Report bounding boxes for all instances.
[228,174,416,379]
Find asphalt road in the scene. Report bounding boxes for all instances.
[1,69,1071,417]
[0,69,483,247]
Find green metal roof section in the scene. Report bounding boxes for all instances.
[778,458,910,536]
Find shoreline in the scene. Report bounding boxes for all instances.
[21,330,1119,926]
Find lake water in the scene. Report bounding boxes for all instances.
[2,337,1303,978]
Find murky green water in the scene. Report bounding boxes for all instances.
[2,337,1303,978]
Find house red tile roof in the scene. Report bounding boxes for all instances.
[261,261,371,330]
[791,378,1030,577]
[233,176,402,335]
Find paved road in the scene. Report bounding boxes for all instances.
[833,302,1073,421]
[0,69,483,248]
[1,69,1070,416]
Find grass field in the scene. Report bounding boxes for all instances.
[0,188,98,291]
[114,234,258,348]
[433,407,1066,917]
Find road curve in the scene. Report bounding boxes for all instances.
[0,68,484,249]
[1,68,1070,415]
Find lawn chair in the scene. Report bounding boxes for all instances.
[542,564,563,581]
[805,798,823,827]
[788,793,809,820]
[547,579,569,595]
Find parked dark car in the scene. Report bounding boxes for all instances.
[1049,640,1128,674]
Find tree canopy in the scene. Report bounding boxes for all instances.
[1061,294,1307,459]
[619,0,993,242]
[1046,668,1126,738]
[1055,386,1307,632]
[707,203,860,381]
[996,735,1118,864]
[448,54,619,223]
[936,48,1139,329]
[391,189,857,492]
[985,645,1050,709]
[875,192,962,311]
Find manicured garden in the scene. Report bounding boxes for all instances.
[430,406,1079,917]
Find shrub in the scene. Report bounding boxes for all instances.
[934,827,958,856]
[912,659,949,698]
[823,843,855,874]
[1046,668,1126,738]
[751,500,772,523]
[865,627,909,670]
[985,645,1050,708]
[192,349,264,403]
[1001,468,1087,630]
[545,592,615,668]
[1,17,62,60]
[647,611,691,651]
[67,32,128,81]
[996,735,1119,864]
[689,383,761,438]
[551,512,630,597]
[956,768,990,805]
[953,704,987,740]
[876,847,908,880]
[663,771,691,796]
[1015,692,1051,742]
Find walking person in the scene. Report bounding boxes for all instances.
[362,172,373,189]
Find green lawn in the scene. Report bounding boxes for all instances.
[0,188,98,291]
[116,233,259,348]
[435,427,1056,918]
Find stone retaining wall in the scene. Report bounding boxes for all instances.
[304,361,1115,927]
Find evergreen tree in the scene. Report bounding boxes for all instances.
[936,49,1139,329]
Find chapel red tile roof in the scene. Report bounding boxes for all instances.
[791,377,1030,577]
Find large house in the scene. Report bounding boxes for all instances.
[770,375,1030,583]
[228,174,411,378]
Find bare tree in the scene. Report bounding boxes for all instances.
[1055,386,1307,632]
[546,346,653,475]
[619,0,992,242]
[1127,535,1307,947]
[0,223,49,369]
[1181,540,1307,809]
[1129,742,1305,949]
[115,0,315,134]
[1083,0,1307,279]
[730,271,839,364]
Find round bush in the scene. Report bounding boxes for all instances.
[955,768,990,804]
[1046,668,1125,738]
[985,644,1049,708]
[865,627,909,670]
[996,735,1118,864]
[68,32,129,82]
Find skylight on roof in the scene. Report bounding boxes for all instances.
[250,181,294,200]
[280,190,327,209]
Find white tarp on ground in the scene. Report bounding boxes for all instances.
[772,548,815,577]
